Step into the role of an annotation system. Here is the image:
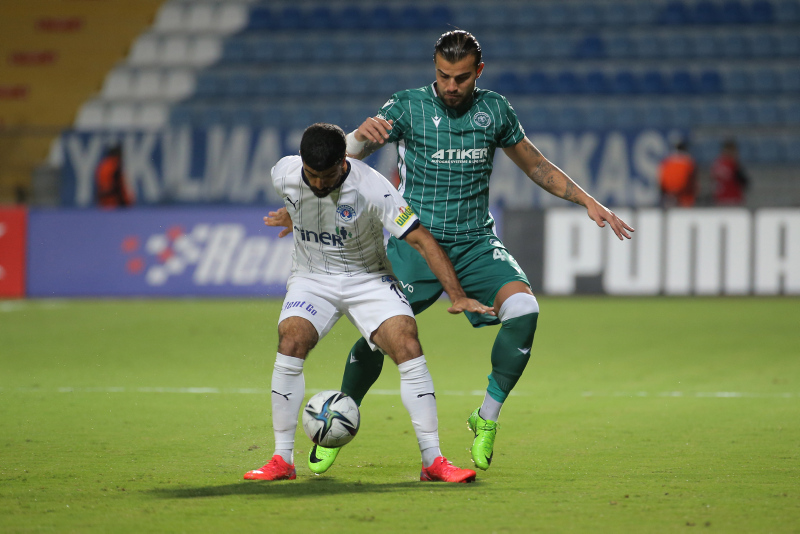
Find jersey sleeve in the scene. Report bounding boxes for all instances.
[376,92,407,144]
[270,156,291,197]
[363,166,419,239]
[496,96,526,148]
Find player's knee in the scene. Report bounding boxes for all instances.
[498,292,539,323]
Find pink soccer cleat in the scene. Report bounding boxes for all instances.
[244,455,297,481]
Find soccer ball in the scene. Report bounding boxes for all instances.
[302,390,360,448]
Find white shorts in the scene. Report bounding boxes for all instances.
[279,272,414,352]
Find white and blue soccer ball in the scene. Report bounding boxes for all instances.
[302,390,360,448]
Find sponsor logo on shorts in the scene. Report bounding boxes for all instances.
[472,112,491,128]
[394,206,415,227]
[337,204,355,222]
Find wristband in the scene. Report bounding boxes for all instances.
[345,130,367,154]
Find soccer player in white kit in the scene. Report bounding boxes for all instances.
[244,123,493,483]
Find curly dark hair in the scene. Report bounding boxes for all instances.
[299,123,347,171]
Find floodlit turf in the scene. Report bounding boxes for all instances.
[1,297,798,533]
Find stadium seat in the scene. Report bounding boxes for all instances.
[495,72,523,94]
[636,35,665,59]
[336,6,367,31]
[642,103,669,128]
[247,6,276,31]
[751,34,777,57]
[602,2,634,26]
[225,72,255,98]
[780,69,800,92]
[697,102,727,125]
[777,33,800,56]
[670,70,696,94]
[307,6,334,30]
[137,102,167,130]
[610,71,639,94]
[671,103,697,128]
[776,0,800,23]
[523,71,551,94]
[107,102,137,130]
[168,105,195,127]
[154,3,187,33]
[522,107,552,130]
[584,106,609,129]
[724,70,752,94]
[693,1,722,24]
[186,4,216,33]
[190,36,222,67]
[693,34,722,57]
[429,5,454,29]
[606,35,637,58]
[398,6,424,30]
[194,72,223,98]
[641,70,669,94]
[554,107,585,130]
[720,34,750,58]
[131,69,163,99]
[750,0,776,23]
[726,104,753,126]
[102,69,135,99]
[584,71,609,94]
[217,4,248,34]
[660,1,691,25]
[785,135,800,163]
[631,2,660,24]
[163,70,195,101]
[553,71,582,94]
[573,3,603,27]
[368,6,398,30]
[611,106,642,129]
[545,3,573,27]
[575,35,605,59]
[753,137,785,164]
[698,70,723,94]
[753,102,783,125]
[75,100,107,130]
[752,69,781,94]
[664,33,694,58]
[222,39,249,63]
[278,7,304,31]
[129,34,161,66]
[230,107,257,127]
[720,0,750,23]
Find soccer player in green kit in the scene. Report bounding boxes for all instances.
[268,30,634,474]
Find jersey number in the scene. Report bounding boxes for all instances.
[492,248,523,274]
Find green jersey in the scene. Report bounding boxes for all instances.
[377,83,525,242]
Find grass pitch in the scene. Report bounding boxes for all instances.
[1,297,798,533]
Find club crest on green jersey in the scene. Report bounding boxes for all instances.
[472,112,491,128]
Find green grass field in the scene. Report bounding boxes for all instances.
[1,297,799,533]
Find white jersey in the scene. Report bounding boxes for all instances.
[272,156,419,276]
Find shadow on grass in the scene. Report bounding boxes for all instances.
[149,477,477,499]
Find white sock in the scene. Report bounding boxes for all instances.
[271,352,305,464]
[479,392,503,422]
[397,356,441,467]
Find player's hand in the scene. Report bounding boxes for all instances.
[447,297,495,316]
[356,117,393,144]
[264,207,293,238]
[585,198,634,240]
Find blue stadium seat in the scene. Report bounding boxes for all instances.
[341,38,370,62]
[337,6,367,31]
[693,1,721,24]
[428,5,454,29]
[553,107,585,130]
[397,5,423,30]
[698,70,723,93]
[641,70,669,94]
[198,106,230,128]
[252,39,282,64]
[519,36,547,60]
[231,107,257,127]
[194,72,223,98]
[636,35,665,59]
[545,3,574,27]
[316,73,346,97]
[169,105,194,127]
[785,102,800,124]
[514,4,545,27]
[278,6,303,30]
[776,0,800,22]
[255,74,281,97]
[663,33,694,59]
[374,73,402,96]
[225,72,254,98]
[606,35,637,58]
[574,3,603,27]
[523,71,551,94]
[670,70,696,94]
[602,3,634,26]
[632,2,660,24]
[720,0,750,23]
[247,6,277,30]
[660,1,691,25]
[726,104,753,126]
[753,137,785,163]
[575,35,605,59]
[642,103,669,127]
[753,102,783,125]
[720,34,750,58]
[584,106,609,129]
[610,71,639,94]
[584,71,610,94]
[752,69,781,94]
[780,68,800,92]
[750,0,776,23]
[309,38,337,63]
[521,107,552,130]
[693,34,722,57]
[697,103,728,125]
[549,37,575,59]
[751,34,778,57]
[281,40,310,64]
[611,106,643,129]
[553,71,582,94]
[256,107,284,129]
[307,6,334,29]
[368,6,398,30]
[724,70,752,94]
[671,103,698,128]
[786,135,800,163]
[777,33,800,56]
[222,39,249,63]
[495,72,523,94]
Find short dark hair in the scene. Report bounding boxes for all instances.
[300,123,347,171]
[434,30,482,67]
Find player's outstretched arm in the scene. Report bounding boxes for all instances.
[403,225,495,316]
[346,117,394,160]
[263,208,293,238]
[503,138,635,240]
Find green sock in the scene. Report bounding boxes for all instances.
[486,313,539,403]
[340,337,384,406]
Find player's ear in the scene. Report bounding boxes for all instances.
[476,62,485,78]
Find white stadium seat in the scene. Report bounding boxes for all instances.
[102,69,135,99]
[154,3,187,33]
[75,100,107,130]
[163,69,196,101]
[132,70,164,99]
[129,34,161,66]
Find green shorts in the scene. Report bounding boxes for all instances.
[387,234,530,328]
